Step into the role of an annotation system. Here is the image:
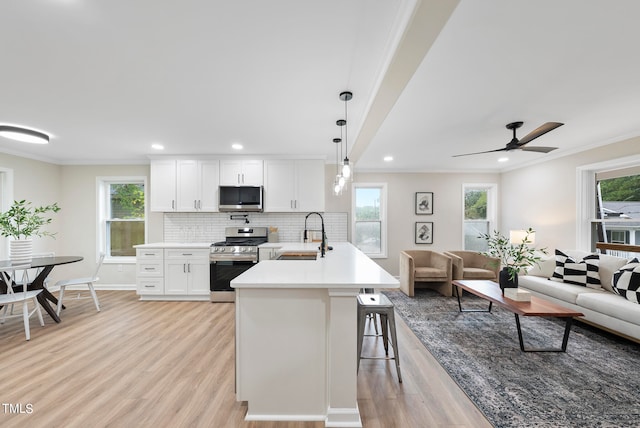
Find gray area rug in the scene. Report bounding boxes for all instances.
[384,289,640,428]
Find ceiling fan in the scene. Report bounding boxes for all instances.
[453,121,564,157]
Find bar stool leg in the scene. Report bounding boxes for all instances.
[380,313,389,356]
[387,310,402,383]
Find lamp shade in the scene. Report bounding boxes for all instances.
[510,229,535,245]
[0,125,49,144]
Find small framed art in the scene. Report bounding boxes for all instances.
[415,222,433,244]
[415,192,433,215]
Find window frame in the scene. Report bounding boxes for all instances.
[351,182,387,258]
[96,176,148,264]
[461,183,497,250]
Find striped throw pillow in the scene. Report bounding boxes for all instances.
[552,249,601,288]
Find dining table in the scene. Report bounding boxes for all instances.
[0,256,83,323]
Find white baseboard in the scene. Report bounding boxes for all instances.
[48,283,136,292]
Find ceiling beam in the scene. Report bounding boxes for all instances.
[350,0,460,164]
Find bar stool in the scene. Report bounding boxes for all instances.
[357,293,402,383]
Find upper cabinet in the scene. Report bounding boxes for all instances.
[150,159,219,212]
[263,160,325,212]
[150,160,178,212]
[219,160,263,185]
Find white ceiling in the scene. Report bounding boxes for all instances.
[2,0,640,172]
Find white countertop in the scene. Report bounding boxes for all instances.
[232,242,399,289]
[134,242,212,249]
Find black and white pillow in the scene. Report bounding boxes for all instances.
[552,249,601,288]
[612,258,640,304]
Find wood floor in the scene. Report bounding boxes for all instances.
[0,291,492,428]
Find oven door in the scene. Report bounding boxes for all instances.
[210,259,256,294]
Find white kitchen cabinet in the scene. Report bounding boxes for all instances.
[164,249,210,296]
[176,160,219,212]
[150,160,177,212]
[151,159,219,212]
[263,159,325,212]
[219,159,263,185]
[136,249,164,295]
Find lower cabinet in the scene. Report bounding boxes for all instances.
[164,249,210,296]
[136,247,210,301]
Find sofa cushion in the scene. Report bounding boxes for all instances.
[414,267,448,280]
[577,291,640,325]
[463,267,496,280]
[598,254,632,293]
[518,275,603,305]
[612,259,640,304]
[552,250,601,289]
[527,255,556,278]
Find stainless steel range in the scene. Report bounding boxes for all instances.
[210,226,268,302]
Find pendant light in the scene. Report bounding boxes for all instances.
[333,138,342,195]
[336,119,346,189]
[0,125,49,145]
[339,91,353,179]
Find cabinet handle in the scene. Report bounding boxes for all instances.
[194,200,197,209]
[144,267,155,271]
[182,253,193,256]
[144,253,155,256]
[237,173,241,184]
[172,200,175,210]
[188,263,191,273]
[144,285,155,288]
[242,173,245,183]
[183,264,186,273]
[198,200,201,209]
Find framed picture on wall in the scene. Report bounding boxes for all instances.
[415,192,433,215]
[415,222,433,244]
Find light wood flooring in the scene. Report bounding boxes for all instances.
[0,290,492,428]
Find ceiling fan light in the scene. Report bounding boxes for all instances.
[0,125,50,144]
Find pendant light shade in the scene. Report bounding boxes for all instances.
[0,125,50,145]
[339,91,353,180]
[333,138,342,195]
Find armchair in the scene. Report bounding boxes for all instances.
[443,250,500,295]
[399,250,452,297]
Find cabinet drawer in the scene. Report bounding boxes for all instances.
[137,278,164,295]
[137,262,164,276]
[165,249,210,260]
[136,249,163,259]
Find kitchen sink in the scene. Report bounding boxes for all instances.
[276,252,318,261]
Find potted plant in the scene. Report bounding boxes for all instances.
[479,227,547,292]
[0,200,60,263]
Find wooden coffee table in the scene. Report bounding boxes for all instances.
[452,280,584,352]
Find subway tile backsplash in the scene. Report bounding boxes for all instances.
[163,212,348,243]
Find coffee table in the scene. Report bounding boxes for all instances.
[452,280,584,352]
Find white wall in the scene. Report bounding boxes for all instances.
[351,171,499,275]
[500,136,640,252]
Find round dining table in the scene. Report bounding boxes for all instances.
[0,256,83,323]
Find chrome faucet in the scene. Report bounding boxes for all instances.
[304,212,326,258]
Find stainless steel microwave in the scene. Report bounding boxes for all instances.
[218,185,263,212]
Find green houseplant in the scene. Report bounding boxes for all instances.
[0,200,60,262]
[479,228,547,292]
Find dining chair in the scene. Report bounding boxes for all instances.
[0,264,45,341]
[55,253,104,316]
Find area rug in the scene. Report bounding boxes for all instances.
[384,289,640,428]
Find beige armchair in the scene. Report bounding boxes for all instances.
[443,250,500,295]
[399,251,452,297]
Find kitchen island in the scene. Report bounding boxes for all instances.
[232,242,399,427]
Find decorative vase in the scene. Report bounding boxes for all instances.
[499,267,518,293]
[9,238,33,264]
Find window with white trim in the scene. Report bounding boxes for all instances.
[462,183,497,251]
[352,183,387,258]
[97,177,147,262]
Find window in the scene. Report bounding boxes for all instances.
[593,172,640,247]
[352,183,387,258]
[97,177,147,262]
[462,184,497,251]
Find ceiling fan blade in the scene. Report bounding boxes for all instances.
[519,146,558,153]
[453,147,507,157]
[516,122,564,146]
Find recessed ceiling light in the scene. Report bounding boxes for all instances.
[0,125,50,144]
[151,143,164,150]
[232,143,243,150]
[383,156,393,162]
[498,157,509,162]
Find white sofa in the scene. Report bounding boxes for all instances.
[518,250,640,342]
